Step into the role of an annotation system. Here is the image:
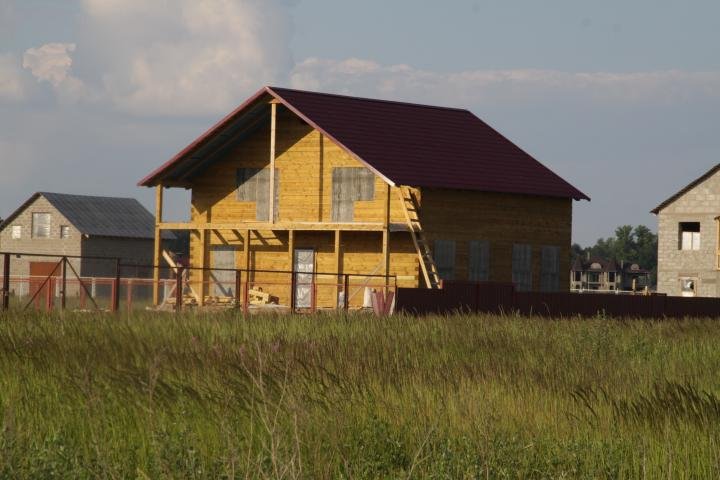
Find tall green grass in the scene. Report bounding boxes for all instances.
[1,310,720,478]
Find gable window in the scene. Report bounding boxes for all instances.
[236,168,279,221]
[11,225,21,239]
[32,213,51,238]
[433,239,456,281]
[679,222,700,250]
[468,240,489,281]
[540,245,560,292]
[60,225,70,239]
[512,244,532,291]
[331,167,375,222]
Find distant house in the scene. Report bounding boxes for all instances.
[139,86,589,307]
[652,163,720,297]
[570,257,650,292]
[0,192,171,291]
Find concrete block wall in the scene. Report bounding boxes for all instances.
[657,171,720,297]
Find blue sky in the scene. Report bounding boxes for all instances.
[1,0,720,245]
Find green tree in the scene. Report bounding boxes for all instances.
[572,225,658,285]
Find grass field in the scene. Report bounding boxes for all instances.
[1,310,720,478]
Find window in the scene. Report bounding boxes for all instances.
[11,225,21,239]
[60,225,70,239]
[236,168,279,221]
[679,222,700,250]
[680,277,696,297]
[433,240,456,281]
[468,240,489,281]
[331,167,375,222]
[32,213,51,238]
[540,246,560,292]
[608,271,616,283]
[512,244,532,291]
[573,271,581,282]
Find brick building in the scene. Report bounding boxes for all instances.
[652,163,720,297]
[0,192,170,295]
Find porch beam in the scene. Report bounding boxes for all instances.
[152,184,164,305]
[269,102,277,223]
[157,221,403,232]
[383,184,391,288]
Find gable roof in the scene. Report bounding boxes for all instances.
[0,192,167,240]
[651,163,720,214]
[139,86,589,201]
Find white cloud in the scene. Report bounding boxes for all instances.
[0,53,25,101]
[79,0,294,116]
[290,58,720,107]
[23,43,77,86]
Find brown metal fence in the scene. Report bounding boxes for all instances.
[0,251,397,314]
[396,281,720,318]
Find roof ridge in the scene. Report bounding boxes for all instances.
[267,86,470,113]
[40,191,140,202]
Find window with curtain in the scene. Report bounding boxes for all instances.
[512,244,532,291]
[32,213,51,238]
[468,240,489,281]
[540,245,560,292]
[433,239,456,280]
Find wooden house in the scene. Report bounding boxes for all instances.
[140,86,588,308]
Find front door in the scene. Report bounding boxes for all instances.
[293,249,314,308]
[211,246,236,297]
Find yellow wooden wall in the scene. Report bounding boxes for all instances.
[420,189,573,289]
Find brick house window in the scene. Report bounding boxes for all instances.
[11,225,21,239]
[60,225,70,239]
[32,213,51,238]
[679,222,700,250]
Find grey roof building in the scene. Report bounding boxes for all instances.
[0,193,172,295]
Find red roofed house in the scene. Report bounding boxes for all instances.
[140,86,588,308]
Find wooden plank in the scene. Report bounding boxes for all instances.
[152,185,163,305]
[383,184,390,287]
[159,221,388,231]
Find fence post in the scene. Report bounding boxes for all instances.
[126,278,133,311]
[235,269,242,309]
[343,274,349,311]
[175,266,184,313]
[111,260,120,313]
[243,276,250,315]
[311,274,317,313]
[1,253,9,311]
[60,257,67,310]
[45,279,53,312]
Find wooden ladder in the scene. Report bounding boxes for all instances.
[397,186,441,289]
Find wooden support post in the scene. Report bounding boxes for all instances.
[343,274,350,311]
[288,230,295,311]
[2,252,10,310]
[60,257,67,310]
[269,102,277,223]
[334,230,341,309]
[383,184,391,291]
[152,184,164,305]
[198,229,207,306]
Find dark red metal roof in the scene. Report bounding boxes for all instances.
[140,86,589,201]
